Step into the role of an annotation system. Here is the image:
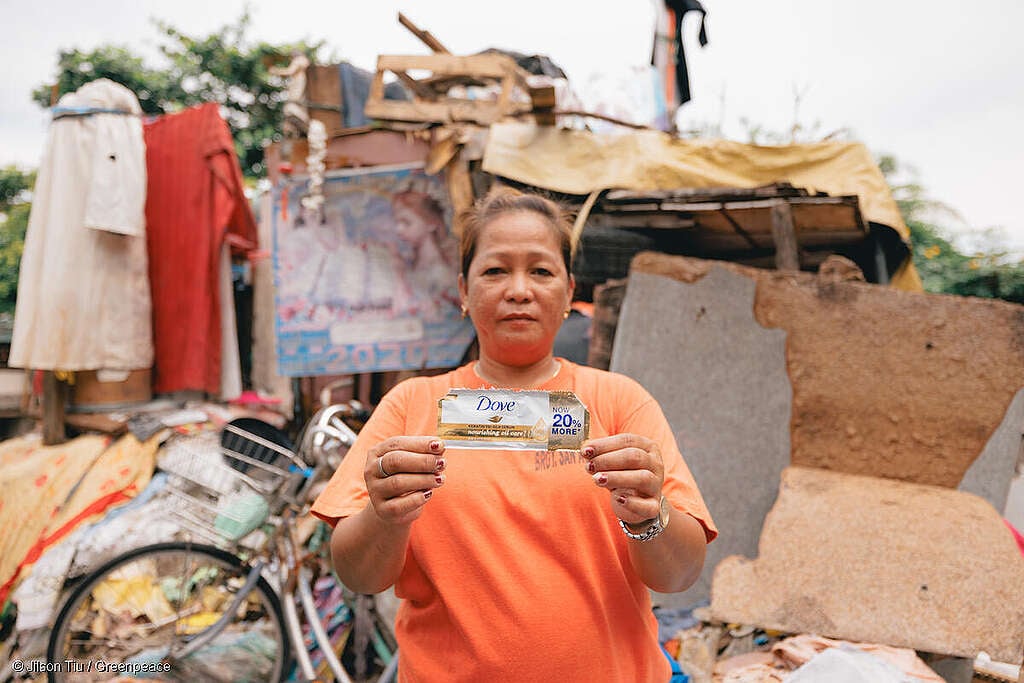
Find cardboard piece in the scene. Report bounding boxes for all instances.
[710,466,1024,664]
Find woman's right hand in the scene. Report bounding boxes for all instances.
[364,436,446,526]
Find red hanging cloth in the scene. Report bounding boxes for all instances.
[144,103,257,395]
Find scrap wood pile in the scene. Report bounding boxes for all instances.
[363,13,642,130]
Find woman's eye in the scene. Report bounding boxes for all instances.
[533,268,554,276]
[482,267,504,275]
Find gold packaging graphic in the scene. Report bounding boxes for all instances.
[437,389,590,451]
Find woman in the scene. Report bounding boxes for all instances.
[311,189,717,682]
[390,189,460,317]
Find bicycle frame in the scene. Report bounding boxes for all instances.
[160,405,375,683]
[44,403,397,683]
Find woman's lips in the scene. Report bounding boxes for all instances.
[501,313,536,321]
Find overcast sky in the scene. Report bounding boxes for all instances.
[2,0,1021,256]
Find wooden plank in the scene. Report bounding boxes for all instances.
[368,63,386,104]
[65,412,128,436]
[445,156,475,235]
[673,202,863,235]
[376,54,518,79]
[528,84,557,109]
[273,130,429,173]
[393,70,437,100]
[598,202,663,212]
[718,208,762,250]
[42,371,67,445]
[604,183,808,204]
[589,213,697,229]
[365,97,528,125]
[689,230,865,252]
[793,203,863,233]
[771,199,800,271]
[305,64,344,134]
[425,132,460,175]
[398,12,452,54]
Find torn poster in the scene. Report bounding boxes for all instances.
[272,163,475,375]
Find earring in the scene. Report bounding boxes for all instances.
[461,305,468,318]
[563,309,571,319]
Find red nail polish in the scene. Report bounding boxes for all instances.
[423,490,433,500]
[586,461,595,474]
[435,458,446,473]
[617,495,627,505]
[430,441,442,452]
[435,475,444,485]
[583,446,595,459]
[596,473,607,485]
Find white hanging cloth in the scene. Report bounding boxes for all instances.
[9,79,153,371]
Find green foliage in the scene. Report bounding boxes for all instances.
[0,167,34,313]
[33,11,322,177]
[0,166,35,207]
[880,154,1024,305]
[31,46,177,115]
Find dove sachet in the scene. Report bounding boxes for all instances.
[437,389,590,451]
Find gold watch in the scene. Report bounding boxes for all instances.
[619,495,670,542]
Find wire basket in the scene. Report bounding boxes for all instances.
[219,420,308,500]
[158,432,245,496]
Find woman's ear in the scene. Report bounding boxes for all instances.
[458,272,468,306]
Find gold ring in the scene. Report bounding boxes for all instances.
[377,456,392,478]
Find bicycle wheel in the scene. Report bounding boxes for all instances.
[47,542,290,683]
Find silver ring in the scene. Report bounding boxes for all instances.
[377,456,392,478]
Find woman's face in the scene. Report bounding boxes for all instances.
[458,211,574,367]
[394,205,430,246]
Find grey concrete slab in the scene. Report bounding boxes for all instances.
[959,387,1024,512]
[611,267,791,607]
[1005,475,1024,531]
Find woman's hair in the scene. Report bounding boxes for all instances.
[393,190,445,235]
[457,188,574,279]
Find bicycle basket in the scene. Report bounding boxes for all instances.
[157,432,246,496]
[157,432,269,545]
[220,418,308,501]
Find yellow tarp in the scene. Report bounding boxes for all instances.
[0,433,159,603]
[482,123,922,291]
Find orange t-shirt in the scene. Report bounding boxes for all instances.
[312,360,716,682]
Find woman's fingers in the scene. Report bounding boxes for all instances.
[590,466,660,495]
[583,440,663,496]
[364,437,447,524]
[582,433,656,459]
[372,485,442,525]
[582,434,665,519]
[371,448,445,480]
[610,488,661,525]
[368,436,445,466]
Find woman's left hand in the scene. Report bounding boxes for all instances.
[582,434,664,526]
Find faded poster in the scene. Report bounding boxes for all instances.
[272,164,474,375]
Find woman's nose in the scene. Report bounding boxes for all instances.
[505,271,533,301]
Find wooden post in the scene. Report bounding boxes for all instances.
[42,371,68,445]
[771,199,800,271]
[444,156,474,232]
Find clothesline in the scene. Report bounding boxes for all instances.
[51,106,140,121]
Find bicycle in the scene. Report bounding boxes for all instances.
[44,403,398,683]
